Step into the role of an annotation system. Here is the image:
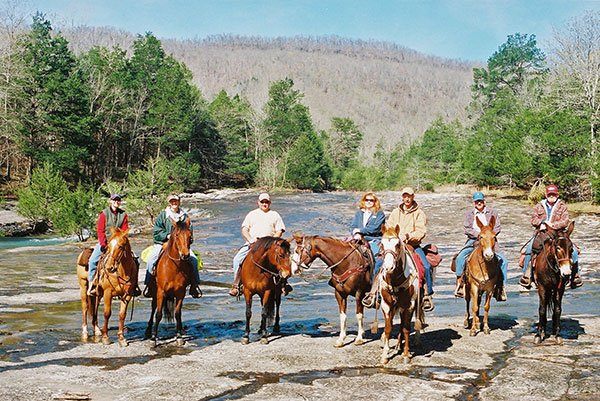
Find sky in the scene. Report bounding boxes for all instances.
[16,0,600,62]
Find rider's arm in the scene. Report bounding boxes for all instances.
[550,202,570,230]
[152,212,169,244]
[350,211,362,234]
[273,229,284,238]
[531,202,546,228]
[407,209,427,244]
[241,225,254,243]
[97,212,107,247]
[121,214,129,231]
[463,210,478,239]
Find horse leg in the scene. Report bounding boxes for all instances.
[482,291,492,335]
[242,294,252,345]
[535,287,547,344]
[175,296,185,347]
[464,284,471,329]
[102,291,112,345]
[78,275,89,342]
[334,291,347,348]
[145,295,157,339]
[90,295,101,338]
[259,291,271,344]
[354,294,365,346]
[398,309,412,364]
[553,289,564,345]
[273,290,281,335]
[118,299,128,347]
[470,287,480,336]
[152,290,165,347]
[380,301,392,364]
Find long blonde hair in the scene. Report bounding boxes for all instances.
[359,192,381,212]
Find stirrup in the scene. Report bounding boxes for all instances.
[133,285,142,297]
[423,295,434,312]
[228,285,239,297]
[454,278,465,298]
[361,293,379,309]
[283,283,293,296]
[190,284,202,298]
[143,285,154,298]
[519,275,532,289]
[570,275,583,289]
[87,280,98,296]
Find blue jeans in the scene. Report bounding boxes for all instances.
[456,239,508,285]
[144,244,199,284]
[232,244,250,276]
[89,243,102,282]
[522,236,578,273]
[369,240,383,277]
[414,246,433,295]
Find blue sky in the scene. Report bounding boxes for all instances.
[21,0,600,62]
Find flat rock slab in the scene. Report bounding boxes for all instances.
[0,315,598,400]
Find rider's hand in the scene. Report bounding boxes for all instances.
[353,233,362,240]
[100,245,107,253]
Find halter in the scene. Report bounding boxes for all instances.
[544,233,572,274]
[251,240,288,284]
[167,227,191,263]
[294,236,314,268]
[98,238,136,302]
[379,238,415,293]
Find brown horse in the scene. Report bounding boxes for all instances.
[76,228,138,346]
[291,234,371,347]
[533,222,575,345]
[378,224,423,364]
[241,237,294,345]
[145,218,194,347]
[463,216,501,336]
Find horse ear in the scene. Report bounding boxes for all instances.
[380,223,386,233]
[476,216,484,229]
[110,227,116,235]
[394,224,400,235]
[567,220,575,237]
[292,232,301,242]
[488,215,495,228]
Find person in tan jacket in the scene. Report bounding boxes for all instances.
[362,187,434,312]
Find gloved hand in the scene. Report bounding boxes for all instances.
[101,245,107,253]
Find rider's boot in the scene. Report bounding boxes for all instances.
[189,275,202,299]
[494,284,507,302]
[454,276,465,298]
[87,278,98,296]
[570,262,583,289]
[143,274,156,298]
[519,258,534,289]
[361,272,380,309]
[282,278,293,296]
[228,269,242,297]
[133,284,142,297]
[422,283,434,312]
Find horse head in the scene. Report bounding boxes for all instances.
[170,217,192,261]
[380,223,405,273]
[476,215,497,262]
[106,227,130,272]
[291,234,314,273]
[548,220,575,278]
[270,238,292,279]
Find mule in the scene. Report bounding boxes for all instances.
[145,218,195,347]
[240,237,294,345]
[378,224,423,364]
[463,216,501,336]
[291,234,371,347]
[533,221,575,345]
[76,228,138,346]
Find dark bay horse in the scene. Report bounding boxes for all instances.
[145,218,194,347]
[76,228,138,346]
[463,216,501,336]
[291,234,371,347]
[533,222,575,345]
[240,237,294,345]
[378,224,423,364]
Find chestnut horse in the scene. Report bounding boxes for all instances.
[240,237,294,345]
[76,228,138,346]
[463,216,501,336]
[378,224,423,364]
[533,222,575,345]
[291,234,371,347]
[145,218,194,347]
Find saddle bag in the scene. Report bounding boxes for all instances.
[423,243,443,268]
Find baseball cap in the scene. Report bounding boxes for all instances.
[546,185,559,196]
[258,193,270,202]
[401,187,415,196]
[110,193,122,201]
[473,192,485,201]
[167,193,180,202]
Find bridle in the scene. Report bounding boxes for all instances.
[544,233,572,273]
[167,227,191,263]
[380,237,403,273]
[252,239,289,283]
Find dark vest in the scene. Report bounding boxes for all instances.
[103,206,126,241]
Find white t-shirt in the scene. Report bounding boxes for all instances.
[472,209,487,234]
[242,208,286,242]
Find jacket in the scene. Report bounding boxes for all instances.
[153,209,194,245]
[387,201,427,247]
[531,199,569,231]
[350,209,385,242]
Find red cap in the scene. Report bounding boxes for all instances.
[546,185,559,196]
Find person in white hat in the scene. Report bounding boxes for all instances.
[229,192,288,296]
[144,192,202,298]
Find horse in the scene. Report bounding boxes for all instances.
[291,234,371,347]
[240,236,295,345]
[533,221,575,345]
[145,218,195,347]
[378,224,423,364]
[76,228,138,346]
[463,215,501,336]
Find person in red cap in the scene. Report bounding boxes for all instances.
[519,184,582,289]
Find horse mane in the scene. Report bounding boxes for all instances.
[252,236,290,254]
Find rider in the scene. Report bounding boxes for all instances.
[88,193,141,297]
[454,192,508,301]
[229,193,289,297]
[144,193,202,298]
[363,187,434,312]
[519,184,582,289]
[350,192,385,279]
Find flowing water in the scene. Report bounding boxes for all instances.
[1,191,599,366]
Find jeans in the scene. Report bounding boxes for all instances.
[88,243,102,282]
[144,244,199,284]
[456,239,508,285]
[522,237,578,273]
[414,246,433,295]
[369,240,383,277]
[232,244,250,275]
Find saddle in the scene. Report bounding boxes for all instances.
[329,239,371,286]
[77,247,95,269]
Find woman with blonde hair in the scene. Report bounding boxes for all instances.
[350,192,385,281]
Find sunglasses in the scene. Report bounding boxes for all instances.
[365,198,376,202]
[260,200,271,204]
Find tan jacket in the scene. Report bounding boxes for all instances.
[531,199,569,231]
[387,201,427,247]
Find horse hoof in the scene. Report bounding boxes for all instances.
[241,337,249,345]
[463,320,469,329]
[260,337,269,345]
[102,337,111,345]
[380,357,389,365]
[354,338,364,346]
[81,333,88,342]
[470,329,477,337]
[119,338,128,347]
[176,338,185,347]
[533,336,541,345]
[334,340,344,348]
[144,330,152,340]
[484,327,490,335]
[555,336,564,345]
[94,327,102,337]
[402,356,410,364]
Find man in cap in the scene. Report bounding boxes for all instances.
[362,187,435,311]
[88,193,140,296]
[454,192,508,301]
[144,193,202,298]
[229,192,288,297]
[519,184,582,289]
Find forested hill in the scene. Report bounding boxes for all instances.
[63,27,476,154]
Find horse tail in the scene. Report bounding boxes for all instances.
[162,296,175,323]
